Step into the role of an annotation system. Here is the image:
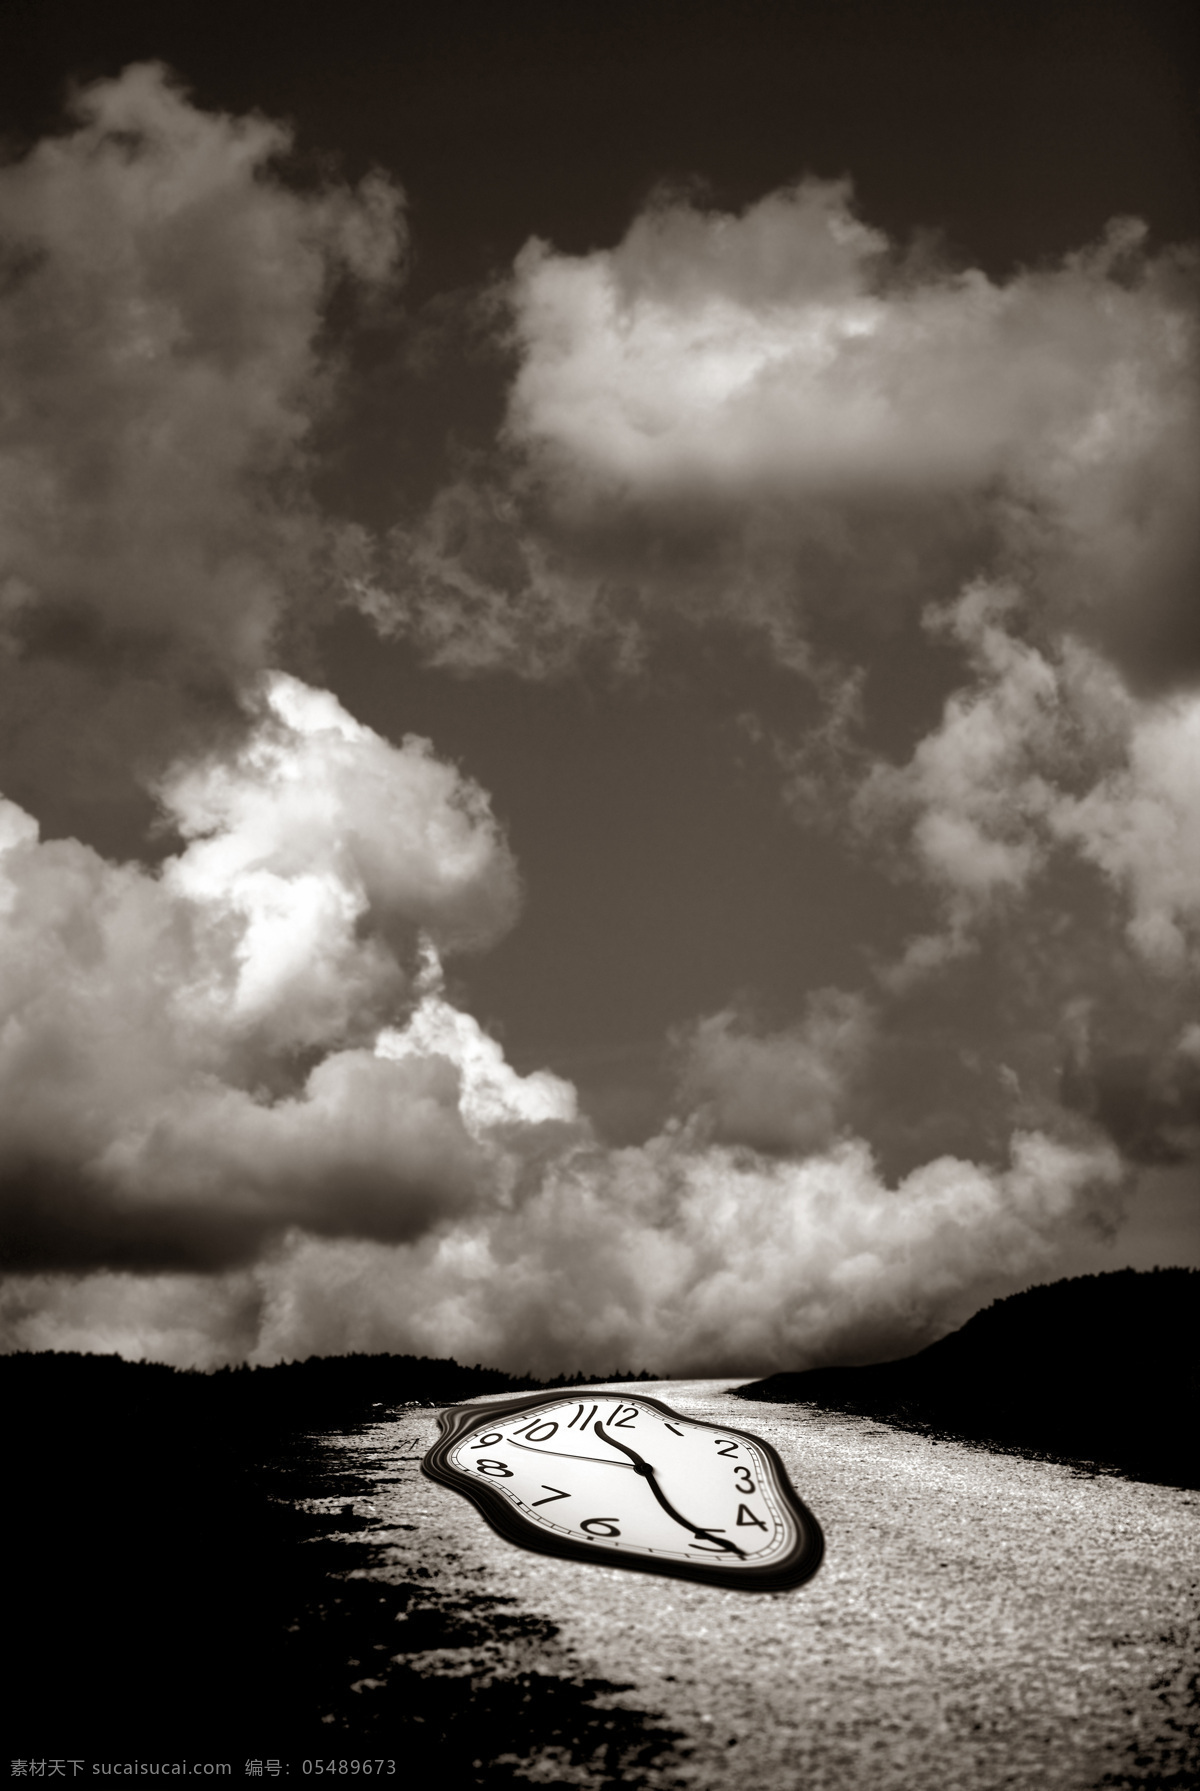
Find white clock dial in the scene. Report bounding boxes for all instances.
[423,1390,823,1591]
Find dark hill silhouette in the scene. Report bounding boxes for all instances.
[0,1345,652,1432]
[733,1268,1199,1490]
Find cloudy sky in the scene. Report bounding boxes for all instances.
[0,0,1196,1373]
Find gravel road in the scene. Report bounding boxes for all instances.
[307,1379,1198,1789]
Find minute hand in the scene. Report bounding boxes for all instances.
[506,1439,633,1469]
[592,1421,746,1558]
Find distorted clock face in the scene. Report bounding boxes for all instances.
[422,1389,823,1591]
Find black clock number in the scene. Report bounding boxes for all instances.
[568,1403,599,1430]
[611,1405,638,1428]
[664,1422,684,1436]
[513,1419,559,1442]
[580,1517,621,1537]
[736,1503,769,1530]
[715,1439,738,1457]
[469,1433,504,1449]
[531,1485,569,1506]
[734,1466,756,1494]
[475,1458,513,1477]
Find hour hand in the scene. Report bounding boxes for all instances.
[592,1421,655,1472]
[593,1422,745,1557]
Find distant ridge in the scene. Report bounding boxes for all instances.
[0,1347,654,1429]
[732,1268,1199,1489]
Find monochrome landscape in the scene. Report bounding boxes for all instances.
[1,1,1196,1781]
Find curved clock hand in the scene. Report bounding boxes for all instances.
[504,1438,634,1469]
[592,1422,746,1558]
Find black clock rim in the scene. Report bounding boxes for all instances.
[421,1388,824,1594]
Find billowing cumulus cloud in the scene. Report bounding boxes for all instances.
[251,1125,1119,1377]
[510,184,1150,495]
[1054,695,1200,973]
[671,989,875,1156]
[0,81,1193,1372]
[0,652,1129,1366]
[0,668,1129,1362]
[1,1092,1123,1376]
[851,581,1200,981]
[850,582,1118,977]
[357,179,1198,691]
[834,574,1200,1192]
[0,677,523,1273]
[0,62,404,823]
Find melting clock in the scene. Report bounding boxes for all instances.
[422,1388,823,1591]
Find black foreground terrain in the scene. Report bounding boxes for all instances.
[733,1269,1199,1490]
[4,1351,677,1777]
[5,1270,1196,1769]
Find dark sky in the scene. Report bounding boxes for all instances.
[0,0,1195,1369]
[5,0,1197,277]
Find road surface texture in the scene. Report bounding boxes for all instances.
[296,1378,1198,1789]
